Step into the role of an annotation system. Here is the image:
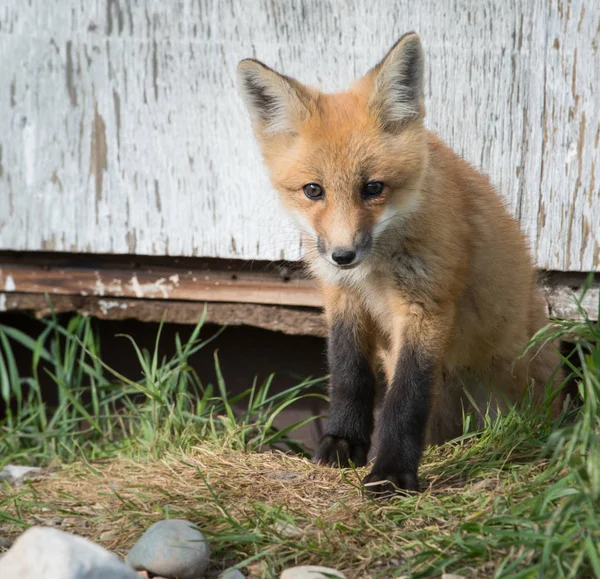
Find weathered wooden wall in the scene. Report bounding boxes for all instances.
[0,0,598,271]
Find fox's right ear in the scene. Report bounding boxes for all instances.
[237,59,311,136]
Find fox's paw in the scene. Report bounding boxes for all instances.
[362,469,419,498]
[314,435,369,468]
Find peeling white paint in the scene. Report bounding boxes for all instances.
[0,293,6,312]
[22,122,36,188]
[129,275,143,298]
[93,274,125,297]
[93,278,105,297]
[565,142,578,164]
[126,275,175,299]
[4,275,16,292]
[169,274,180,285]
[0,1,597,272]
[98,300,128,315]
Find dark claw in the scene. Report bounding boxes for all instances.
[362,470,419,498]
[314,435,369,468]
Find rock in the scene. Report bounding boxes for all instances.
[273,521,301,538]
[126,519,210,579]
[0,536,13,549]
[0,526,139,578]
[280,566,346,579]
[0,465,43,486]
[221,571,245,579]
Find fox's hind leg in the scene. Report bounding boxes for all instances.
[425,372,465,446]
[512,340,565,417]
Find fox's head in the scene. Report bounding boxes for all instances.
[237,33,428,276]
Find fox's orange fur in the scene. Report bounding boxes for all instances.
[238,33,563,494]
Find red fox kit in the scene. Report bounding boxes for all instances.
[237,33,563,495]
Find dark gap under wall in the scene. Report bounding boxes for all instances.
[0,312,329,451]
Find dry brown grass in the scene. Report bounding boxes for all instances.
[2,420,598,579]
[2,443,472,578]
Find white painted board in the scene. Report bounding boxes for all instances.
[0,0,598,271]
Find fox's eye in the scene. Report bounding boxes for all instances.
[303,183,324,200]
[362,182,384,199]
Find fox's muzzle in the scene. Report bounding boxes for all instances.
[319,231,373,268]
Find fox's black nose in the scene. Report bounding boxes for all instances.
[331,249,356,265]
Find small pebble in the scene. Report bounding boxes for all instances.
[273,521,301,538]
[221,570,245,579]
[126,519,210,579]
[280,566,346,579]
[0,536,13,550]
[0,465,43,487]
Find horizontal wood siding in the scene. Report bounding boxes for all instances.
[0,0,598,270]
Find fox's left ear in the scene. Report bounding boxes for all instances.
[369,32,425,130]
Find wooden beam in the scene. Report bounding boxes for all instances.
[541,273,599,322]
[0,254,597,336]
[0,293,328,337]
[0,260,322,308]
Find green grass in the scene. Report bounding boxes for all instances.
[0,307,327,463]
[0,287,599,579]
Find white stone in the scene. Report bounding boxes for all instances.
[0,527,139,579]
[280,566,346,579]
[0,465,42,486]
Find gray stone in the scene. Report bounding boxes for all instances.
[0,526,139,578]
[280,567,346,579]
[273,521,301,538]
[126,519,210,579]
[0,465,43,486]
[0,536,13,549]
[221,571,245,579]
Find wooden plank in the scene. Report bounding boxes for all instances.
[2,279,594,337]
[534,0,600,271]
[0,253,597,324]
[0,293,328,337]
[0,1,597,271]
[541,273,599,321]
[0,262,321,308]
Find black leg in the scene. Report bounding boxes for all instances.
[363,344,434,496]
[315,320,376,468]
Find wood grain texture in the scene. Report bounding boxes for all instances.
[0,0,598,271]
[535,0,600,270]
[0,262,322,307]
[0,256,596,323]
[0,293,328,336]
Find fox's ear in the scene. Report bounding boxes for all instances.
[369,32,425,130]
[237,59,311,136]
